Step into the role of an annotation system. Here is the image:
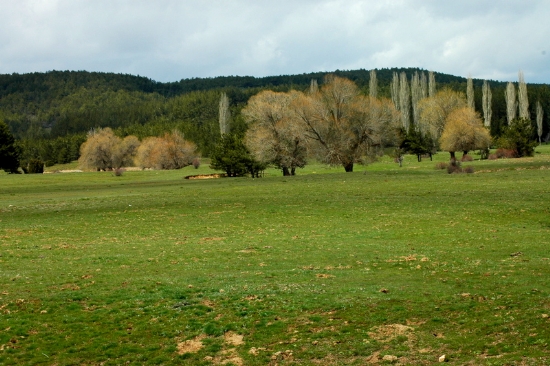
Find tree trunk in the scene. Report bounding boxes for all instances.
[291,167,296,176]
[450,151,456,161]
[344,162,354,172]
[282,167,291,176]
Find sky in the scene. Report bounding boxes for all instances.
[1,0,549,83]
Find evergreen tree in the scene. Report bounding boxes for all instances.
[209,133,265,177]
[0,120,20,173]
[497,118,537,157]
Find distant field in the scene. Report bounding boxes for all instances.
[1,148,550,365]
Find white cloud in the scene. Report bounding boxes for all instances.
[0,0,548,83]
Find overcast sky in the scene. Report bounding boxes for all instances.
[1,0,548,83]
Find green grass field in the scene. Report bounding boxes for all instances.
[1,148,550,365]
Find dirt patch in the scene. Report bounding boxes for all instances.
[224,331,244,346]
[177,334,205,354]
[368,324,414,343]
[201,299,216,308]
[200,237,225,242]
[185,173,227,180]
[207,348,244,365]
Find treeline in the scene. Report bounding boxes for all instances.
[1,69,549,167]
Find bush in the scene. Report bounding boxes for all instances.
[27,159,44,174]
[113,168,125,176]
[192,158,201,169]
[463,166,475,174]
[495,149,517,159]
[488,153,498,160]
[435,162,448,170]
[447,160,462,174]
[461,154,473,162]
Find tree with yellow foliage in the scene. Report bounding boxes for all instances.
[439,107,491,161]
[417,88,467,142]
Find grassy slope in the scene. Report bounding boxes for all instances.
[1,148,550,365]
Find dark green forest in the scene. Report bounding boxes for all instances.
[1,68,549,167]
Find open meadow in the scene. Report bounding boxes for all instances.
[1,148,550,365]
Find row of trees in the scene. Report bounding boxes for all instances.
[1,69,546,174]
[78,128,197,171]
[235,73,536,175]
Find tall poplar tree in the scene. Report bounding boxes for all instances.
[482,80,492,128]
[466,76,474,110]
[518,71,529,120]
[505,82,517,125]
[369,69,378,98]
[391,72,399,110]
[411,72,422,128]
[399,72,411,132]
[428,71,436,97]
[536,101,543,144]
[218,92,231,135]
[420,72,428,99]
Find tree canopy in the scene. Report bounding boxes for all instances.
[0,119,20,173]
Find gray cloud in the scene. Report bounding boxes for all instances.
[0,0,548,83]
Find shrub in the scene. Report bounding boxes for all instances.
[461,154,473,162]
[495,149,517,159]
[435,162,448,170]
[192,158,201,169]
[488,153,498,160]
[496,118,537,157]
[113,168,125,176]
[447,160,462,174]
[463,166,475,174]
[27,159,44,174]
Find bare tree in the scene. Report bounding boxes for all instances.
[428,71,436,97]
[536,101,544,144]
[136,131,197,170]
[466,75,474,110]
[399,72,411,132]
[243,90,307,176]
[219,92,230,135]
[369,69,377,98]
[482,80,492,128]
[518,70,529,120]
[292,75,400,172]
[420,72,428,99]
[391,72,400,110]
[112,135,140,169]
[505,82,517,125]
[78,128,129,171]
[309,79,319,94]
[411,72,422,128]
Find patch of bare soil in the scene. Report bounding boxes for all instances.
[185,173,227,180]
[177,334,205,354]
[368,324,414,343]
[224,331,244,346]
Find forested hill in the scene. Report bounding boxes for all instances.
[1,68,549,165]
[2,67,476,139]
[0,68,494,100]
